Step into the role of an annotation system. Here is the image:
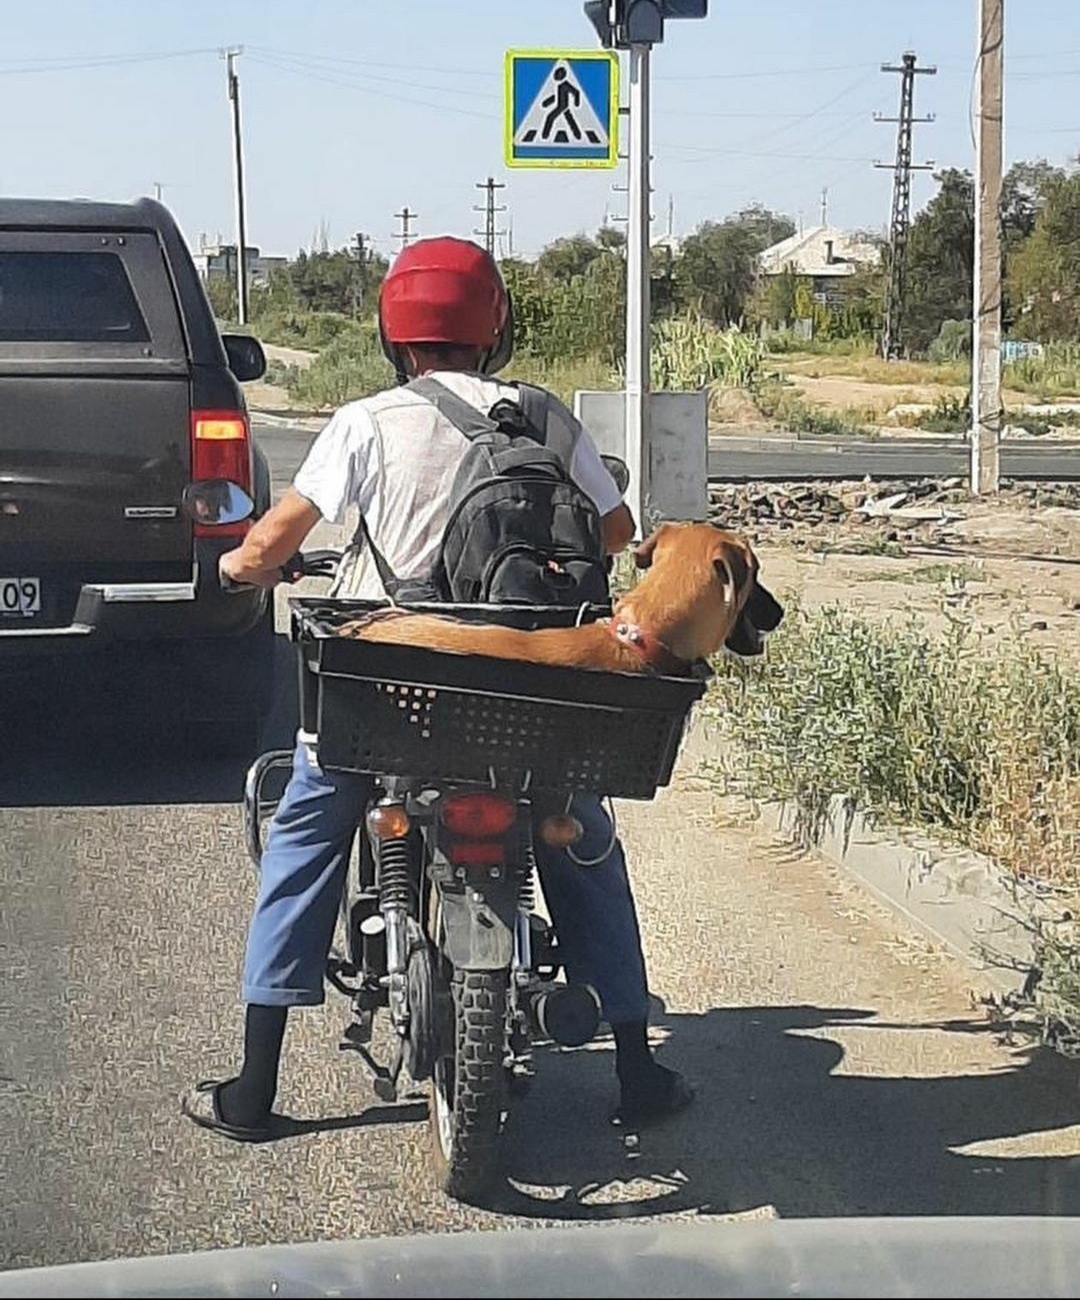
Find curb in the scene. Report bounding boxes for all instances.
[249,409,326,431]
[681,719,1050,998]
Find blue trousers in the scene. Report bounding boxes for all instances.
[242,739,650,1024]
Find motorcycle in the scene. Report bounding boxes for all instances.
[183,474,705,1202]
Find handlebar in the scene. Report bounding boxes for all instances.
[219,548,345,593]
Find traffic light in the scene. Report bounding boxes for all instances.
[583,1,616,46]
[584,1,708,48]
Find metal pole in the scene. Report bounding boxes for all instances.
[225,48,249,326]
[875,53,936,361]
[625,42,652,538]
[971,0,1004,495]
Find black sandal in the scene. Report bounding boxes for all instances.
[614,1069,696,1129]
[181,1079,297,1144]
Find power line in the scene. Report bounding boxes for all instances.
[246,52,499,121]
[248,44,496,79]
[250,45,871,83]
[0,47,219,76]
[246,46,494,99]
[661,143,869,162]
[666,62,870,81]
[874,52,937,361]
[722,71,879,155]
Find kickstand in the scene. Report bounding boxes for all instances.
[340,1028,405,1103]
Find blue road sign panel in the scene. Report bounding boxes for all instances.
[505,50,619,169]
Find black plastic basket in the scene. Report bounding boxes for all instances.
[289,598,709,800]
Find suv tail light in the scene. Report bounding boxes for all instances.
[190,409,252,537]
[441,793,517,839]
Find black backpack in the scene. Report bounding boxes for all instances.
[355,376,611,608]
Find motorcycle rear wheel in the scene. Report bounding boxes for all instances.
[430,969,507,1202]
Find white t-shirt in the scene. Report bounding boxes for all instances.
[292,371,623,599]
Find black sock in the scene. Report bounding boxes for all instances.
[217,1005,288,1127]
[613,1018,655,1082]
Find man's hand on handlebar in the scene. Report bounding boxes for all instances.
[219,548,284,591]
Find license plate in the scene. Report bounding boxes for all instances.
[0,577,42,617]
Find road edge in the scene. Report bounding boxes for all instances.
[681,719,1049,998]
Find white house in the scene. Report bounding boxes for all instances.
[758,225,881,305]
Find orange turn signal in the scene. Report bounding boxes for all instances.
[538,814,584,849]
[366,803,411,840]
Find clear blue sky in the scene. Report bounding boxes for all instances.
[0,0,1076,260]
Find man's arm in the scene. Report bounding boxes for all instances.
[601,502,635,556]
[219,487,322,589]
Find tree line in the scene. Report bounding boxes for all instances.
[210,157,1080,365]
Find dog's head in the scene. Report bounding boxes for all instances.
[632,522,784,659]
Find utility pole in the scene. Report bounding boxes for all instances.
[394,206,418,249]
[473,177,507,257]
[153,181,164,203]
[222,46,249,325]
[584,0,708,533]
[625,41,653,535]
[971,0,1004,495]
[820,186,829,227]
[352,231,369,316]
[874,51,936,360]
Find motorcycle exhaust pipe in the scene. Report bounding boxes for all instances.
[528,983,601,1049]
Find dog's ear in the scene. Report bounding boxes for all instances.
[710,533,753,608]
[633,522,677,569]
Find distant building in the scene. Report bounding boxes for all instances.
[758,225,881,307]
[192,236,288,289]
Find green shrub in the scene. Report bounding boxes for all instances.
[704,601,1080,887]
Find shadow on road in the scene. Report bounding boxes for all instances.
[494,1002,1080,1221]
[0,636,299,809]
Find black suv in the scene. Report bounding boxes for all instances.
[0,197,274,744]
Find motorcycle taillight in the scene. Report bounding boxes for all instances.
[441,793,516,840]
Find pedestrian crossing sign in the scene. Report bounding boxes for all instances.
[505,49,619,169]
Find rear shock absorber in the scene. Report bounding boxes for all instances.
[378,834,413,913]
[518,820,537,913]
[514,806,538,978]
[377,832,413,1032]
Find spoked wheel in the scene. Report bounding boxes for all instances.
[429,969,507,1203]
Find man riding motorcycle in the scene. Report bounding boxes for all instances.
[182,236,694,1142]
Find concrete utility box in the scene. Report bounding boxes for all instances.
[573,389,709,523]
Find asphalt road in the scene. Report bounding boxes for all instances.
[3,424,1079,1272]
[252,418,1080,485]
[707,434,1080,482]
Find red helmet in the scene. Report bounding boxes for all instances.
[379,236,513,377]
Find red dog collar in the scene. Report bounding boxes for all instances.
[607,616,690,675]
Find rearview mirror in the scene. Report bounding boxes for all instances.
[182,480,255,526]
[601,454,630,496]
[222,333,267,383]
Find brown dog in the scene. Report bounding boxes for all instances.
[338,522,783,674]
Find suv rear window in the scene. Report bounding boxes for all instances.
[0,251,150,343]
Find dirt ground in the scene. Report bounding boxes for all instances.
[712,481,1080,667]
[711,357,1080,437]
[244,342,317,417]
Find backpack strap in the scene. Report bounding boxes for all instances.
[347,509,405,603]
[511,382,581,468]
[406,376,581,471]
[405,376,501,440]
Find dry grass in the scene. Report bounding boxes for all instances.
[775,351,971,388]
[703,599,1080,892]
